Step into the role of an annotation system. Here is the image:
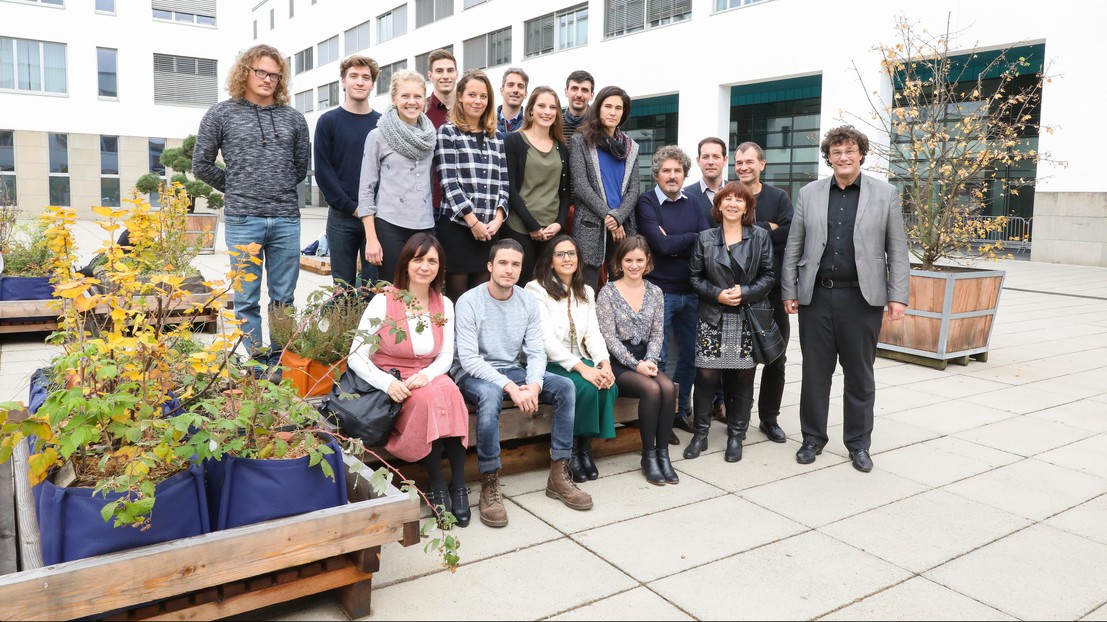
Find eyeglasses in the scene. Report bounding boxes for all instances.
[250,67,283,82]
[830,148,860,160]
[553,250,578,259]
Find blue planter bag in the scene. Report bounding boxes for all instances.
[0,276,54,301]
[206,435,347,530]
[35,461,210,565]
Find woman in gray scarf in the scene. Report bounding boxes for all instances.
[357,69,439,284]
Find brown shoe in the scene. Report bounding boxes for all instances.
[545,459,593,511]
[479,470,508,528]
[713,402,727,424]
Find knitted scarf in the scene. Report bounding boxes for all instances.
[598,129,631,161]
[379,105,436,161]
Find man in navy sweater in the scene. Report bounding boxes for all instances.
[635,145,711,436]
[314,55,382,292]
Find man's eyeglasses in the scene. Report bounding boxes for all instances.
[553,250,578,259]
[251,67,283,82]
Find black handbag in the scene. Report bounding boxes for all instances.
[742,300,786,365]
[320,368,402,446]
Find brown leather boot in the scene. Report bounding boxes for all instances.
[479,470,508,528]
[545,459,593,511]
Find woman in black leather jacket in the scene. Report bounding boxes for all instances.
[684,182,776,463]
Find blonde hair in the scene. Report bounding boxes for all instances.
[227,44,290,106]
[448,70,497,137]
[389,69,426,99]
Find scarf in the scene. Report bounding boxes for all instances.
[379,105,437,161]
[597,129,630,161]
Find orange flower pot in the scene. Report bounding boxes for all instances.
[280,350,346,397]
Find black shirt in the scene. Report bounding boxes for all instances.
[816,176,861,282]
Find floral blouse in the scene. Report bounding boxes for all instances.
[595,280,665,368]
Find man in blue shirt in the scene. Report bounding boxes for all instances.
[496,68,528,133]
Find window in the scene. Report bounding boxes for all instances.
[96,0,115,13]
[415,0,452,27]
[0,37,67,95]
[48,133,69,206]
[378,5,407,43]
[376,60,407,96]
[604,0,689,38]
[100,135,120,207]
[253,20,258,39]
[415,44,453,76]
[0,130,14,206]
[464,0,488,7]
[23,0,63,4]
[525,4,588,58]
[289,0,294,18]
[317,36,339,66]
[714,0,765,10]
[294,89,313,113]
[294,47,313,74]
[151,0,217,26]
[148,137,165,206]
[318,81,338,109]
[153,53,217,106]
[97,47,117,98]
[345,20,370,53]
[270,8,275,29]
[463,27,511,71]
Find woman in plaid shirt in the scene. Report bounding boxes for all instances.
[434,70,510,301]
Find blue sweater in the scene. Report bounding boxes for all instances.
[635,187,711,295]
[313,107,381,215]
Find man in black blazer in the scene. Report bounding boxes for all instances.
[781,126,910,473]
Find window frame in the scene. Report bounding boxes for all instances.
[96,46,118,99]
[48,132,70,207]
[378,5,408,43]
[0,129,15,207]
[0,36,68,96]
[317,35,339,67]
[524,3,588,58]
[345,20,371,53]
[376,60,407,96]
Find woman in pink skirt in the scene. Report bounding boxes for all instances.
[347,233,472,526]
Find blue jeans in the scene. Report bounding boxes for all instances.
[457,367,575,474]
[661,292,698,413]
[224,215,301,354]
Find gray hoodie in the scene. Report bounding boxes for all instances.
[193,98,310,218]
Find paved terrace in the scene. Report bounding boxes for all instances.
[2,210,1106,620]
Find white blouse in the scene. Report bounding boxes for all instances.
[347,294,456,392]
[524,280,610,373]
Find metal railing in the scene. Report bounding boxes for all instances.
[902,212,1033,252]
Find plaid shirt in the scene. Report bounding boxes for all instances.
[434,123,509,225]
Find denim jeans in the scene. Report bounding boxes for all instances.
[457,367,576,474]
[224,214,301,354]
[326,208,379,291]
[660,292,698,413]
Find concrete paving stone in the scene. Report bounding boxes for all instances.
[649,531,911,621]
[872,385,949,416]
[676,438,847,493]
[511,468,725,534]
[366,539,636,620]
[1030,370,1107,400]
[903,375,1012,400]
[961,382,1085,415]
[870,362,951,386]
[1027,400,1107,433]
[953,415,1095,457]
[820,417,944,459]
[925,524,1107,621]
[883,400,1016,435]
[740,462,927,528]
[547,587,693,621]
[372,498,563,588]
[1045,494,1107,546]
[820,576,1016,621]
[0,346,60,366]
[572,495,807,582]
[876,437,1022,487]
[820,489,1031,573]
[961,360,1072,385]
[243,594,347,622]
[943,458,1107,521]
[1036,434,1107,479]
[500,450,644,497]
[1084,602,1107,621]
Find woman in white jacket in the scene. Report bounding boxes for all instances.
[524,235,618,483]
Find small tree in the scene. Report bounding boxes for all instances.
[848,16,1063,269]
[136,135,223,213]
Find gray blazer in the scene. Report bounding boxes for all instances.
[780,173,910,307]
[568,132,640,269]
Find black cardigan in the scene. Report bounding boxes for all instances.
[689,225,776,326]
[504,131,570,233]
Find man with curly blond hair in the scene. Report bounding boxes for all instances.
[194,44,310,357]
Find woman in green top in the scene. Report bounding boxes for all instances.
[503,86,571,285]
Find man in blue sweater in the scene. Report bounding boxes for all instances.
[635,146,711,435]
[314,55,382,292]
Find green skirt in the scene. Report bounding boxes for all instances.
[547,359,618,438]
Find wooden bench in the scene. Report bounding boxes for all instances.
[0,292,228,335]
[299,255,332,275]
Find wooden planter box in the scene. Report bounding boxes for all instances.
[0,441,421,621]
[0,291,226,335]
[878,266,1005,369]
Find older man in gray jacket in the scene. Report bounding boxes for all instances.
[781,125,910,473]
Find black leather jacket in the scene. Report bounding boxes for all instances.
[689,225,776,326]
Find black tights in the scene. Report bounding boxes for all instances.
[616,370,676,451]
[445,272,490,303]
[693,367,755,420]
[420,437,468,492]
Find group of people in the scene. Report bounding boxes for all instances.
[192,44,911,529]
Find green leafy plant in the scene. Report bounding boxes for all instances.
[1,222,52,277]
[135,135,223,213]
[269,289,368,366]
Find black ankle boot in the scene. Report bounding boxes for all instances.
[579,436,599,480]
[569,438,587,483]
[641,449,665,486]
[426,489,450,523]
[682,404,712,460]
[657,447,679,484]
[448,486,471,528]
[725,397,753,463]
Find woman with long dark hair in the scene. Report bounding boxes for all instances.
[524,235,617,482]
[347,233,472,526]
[503,86,570,286]
[434,70,509,301]
[568,86,640,290]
